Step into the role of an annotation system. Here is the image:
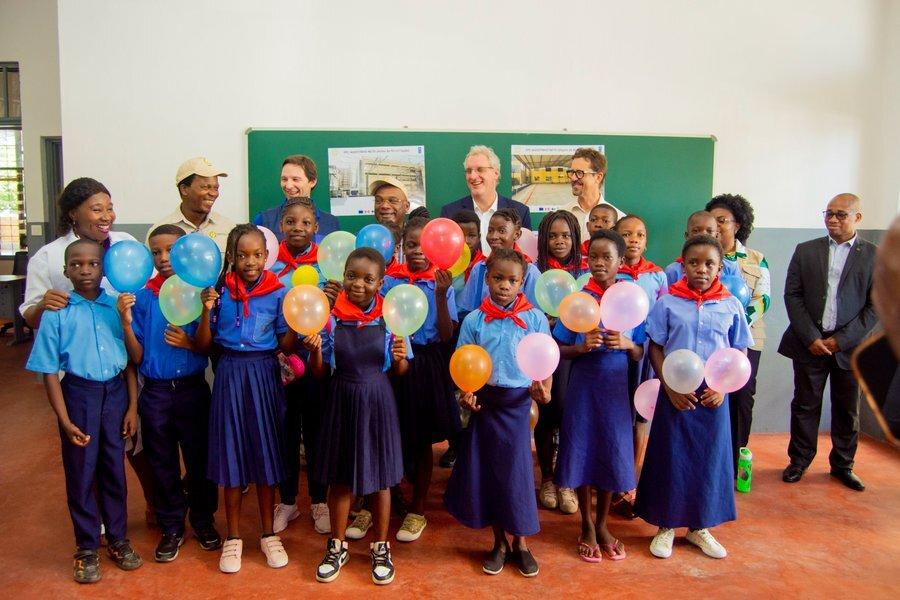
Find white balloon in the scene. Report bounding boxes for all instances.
[662,349,705,394]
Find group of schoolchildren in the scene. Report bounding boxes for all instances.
[27,193,753,585]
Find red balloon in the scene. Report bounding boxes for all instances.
[420,218,465,270]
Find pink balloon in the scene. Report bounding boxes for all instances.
[704,347,752,393]
[518,229,538,261]
[258,226,279,270]
[515,332,560,381]
[634,378,660,421]
[600,281,650,332]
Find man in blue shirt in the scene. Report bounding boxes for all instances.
[253,155,340,243]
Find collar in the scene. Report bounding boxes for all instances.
[472,193,499,214]
[172,206,216,230]
[68,288,115,307]
[668,276,731,307]
[724,239,748,261]
[828,234,857,248]
[563,193,606,214]
[618,256,662,279]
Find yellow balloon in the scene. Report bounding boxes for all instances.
[283,285,330,336]
[291,265,320,288]
[448,244,471,278]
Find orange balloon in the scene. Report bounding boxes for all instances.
[558,292,601,333]
[450,344,492,393]
[529,400,539,430]
[283,284,330,335]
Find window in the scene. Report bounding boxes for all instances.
[0,63,25,255]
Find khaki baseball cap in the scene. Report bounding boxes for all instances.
[368,176,408,200]
[175,157,228,186]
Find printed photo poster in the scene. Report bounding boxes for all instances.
[327,145,426,216]
[511,144,605,214]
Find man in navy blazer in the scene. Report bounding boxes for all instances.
[439,145,531,251]
[778,193,877,491]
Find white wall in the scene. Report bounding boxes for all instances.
[52,0,897,229]
[0,0,61,224]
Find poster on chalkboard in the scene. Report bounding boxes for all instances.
[510,144,605,214]
[327,145,426,216]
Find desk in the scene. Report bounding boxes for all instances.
[0,275,30,345]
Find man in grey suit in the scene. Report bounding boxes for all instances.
[779,193,877,491]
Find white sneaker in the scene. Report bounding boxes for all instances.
[650,527,675,559]
[260,535,289,568]
[219,538,243,573]
[311,503,331,534]
[395,513,426,542]
[345,509,372,540]
[273,503,300,534]
[686,528,727,559]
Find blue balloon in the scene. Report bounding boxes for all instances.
[722,275,751,307]
[103,240,153,293]
[355,224,395,262]
[170,233,223,288]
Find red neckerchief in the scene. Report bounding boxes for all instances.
[479,293,533,329]
[581,240,590,255]
[224,271,284,317]
[387,262,436,284]
[547,256,588,273]
[668,276,731,308]
[512,243,534,263]
[276,241,318,277]
[464,249,486,282]
[582,277,609,303]
[331,291,384,327]
[146,273,167,297]
[618,256,662,279]
[674,256,683,264]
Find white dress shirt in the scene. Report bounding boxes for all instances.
[562,194,607,240]
[473,193,499,252]
[822,235,856,331]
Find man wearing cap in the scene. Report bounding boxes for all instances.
[369,176,410,228]
[148,157,235,253]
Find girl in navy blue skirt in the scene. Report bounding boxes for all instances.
[382,217,458,543]
[636,235,753,560]
[195,224,298,574]
[554,230,645,563]
[444,248,552,578]
[309,247,410,586]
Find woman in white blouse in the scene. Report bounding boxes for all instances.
[20,177,136,328]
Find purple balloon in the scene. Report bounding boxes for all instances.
[258,226,279,270]
[634,378,660,421]
[704,347,752,393]
[600,281,649,332]
[515,332,560,381]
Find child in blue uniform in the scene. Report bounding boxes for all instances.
[269,199,331,537]
[554,230,645,562]
[451,209,484,312]
[382,217,458,543]
[311,247,410,586]
[445,248,552,578]
[636,235,753,560]
[117,225,220,562]
[664,211,740,285]
[459,209,541,311]
[194,224,298,574]
[26,238,143,583]
[534,209,586,514]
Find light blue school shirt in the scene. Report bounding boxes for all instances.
[646,293,753,362]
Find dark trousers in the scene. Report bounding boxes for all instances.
[139,374,218,534]
[279,376,327,505]
[729,348,762,471]
[60,374,128,550]
[788,355,860,471]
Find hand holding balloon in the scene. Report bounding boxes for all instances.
[434,269,452,294]
[116,293,136,325]
[579,328,604,353]
[322,281,342,307]
[459,392,480,412]
[602,329,633,351]
[301,334,322,353]
[665,386,697,411]
[699,387,724,408]
[529,379,551,405]
[391,336,408,363]
[200,287,219,311]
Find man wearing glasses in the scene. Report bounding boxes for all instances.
[778,193,877,491]
[440,145,531,252]
[562,147,609,239]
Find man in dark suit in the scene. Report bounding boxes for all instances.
[778,193,877,491]
[439,145,531,251]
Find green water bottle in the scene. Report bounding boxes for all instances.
[736,447,753,493]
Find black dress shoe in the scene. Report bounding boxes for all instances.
[511,547,539,577]
[155,532,184,562]
[782,464,806,483]
[830,469,866,491]
[195,524,223,550]
[482,544,510,575]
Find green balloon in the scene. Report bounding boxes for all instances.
[318,231,357,282]
[159,275,203,326]
[576,272,592,289]
[535,269,577,317]
[383,284,428,336]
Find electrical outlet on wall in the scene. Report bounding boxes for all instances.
[30,224,43,236]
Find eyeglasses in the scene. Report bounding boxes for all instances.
[823,210,855,221]
[465,167,495,176]
[715,217,735,225]
[565,169,598,180]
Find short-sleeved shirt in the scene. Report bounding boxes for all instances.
[664,258,741,287]
[211,286,288,351]
[459,260,541,313]
[456,302,550,389]
[132,286,208,379]
[381,276,458,346]
[26,289,127,381]
[616,270,669,310]
[148,208,235,253]
[646,293,753,361]
[270,246,326,290]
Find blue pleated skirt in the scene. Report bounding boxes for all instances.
[555,349,636,492]
[634,385,736,529]
[444,385,539,536]
[207,350,286,488]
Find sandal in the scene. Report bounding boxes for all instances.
[600,539,627,561]
[577,539,601,563]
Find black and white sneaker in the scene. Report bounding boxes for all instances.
[370,541,395,585]
[482,544,510,575]
[155,532,184,562]
[316,538,349,583]
[512,547,539,577]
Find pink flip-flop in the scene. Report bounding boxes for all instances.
[578,540,602,563]
[601,540,627,561]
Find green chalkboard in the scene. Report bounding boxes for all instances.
[247,129,714,264]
